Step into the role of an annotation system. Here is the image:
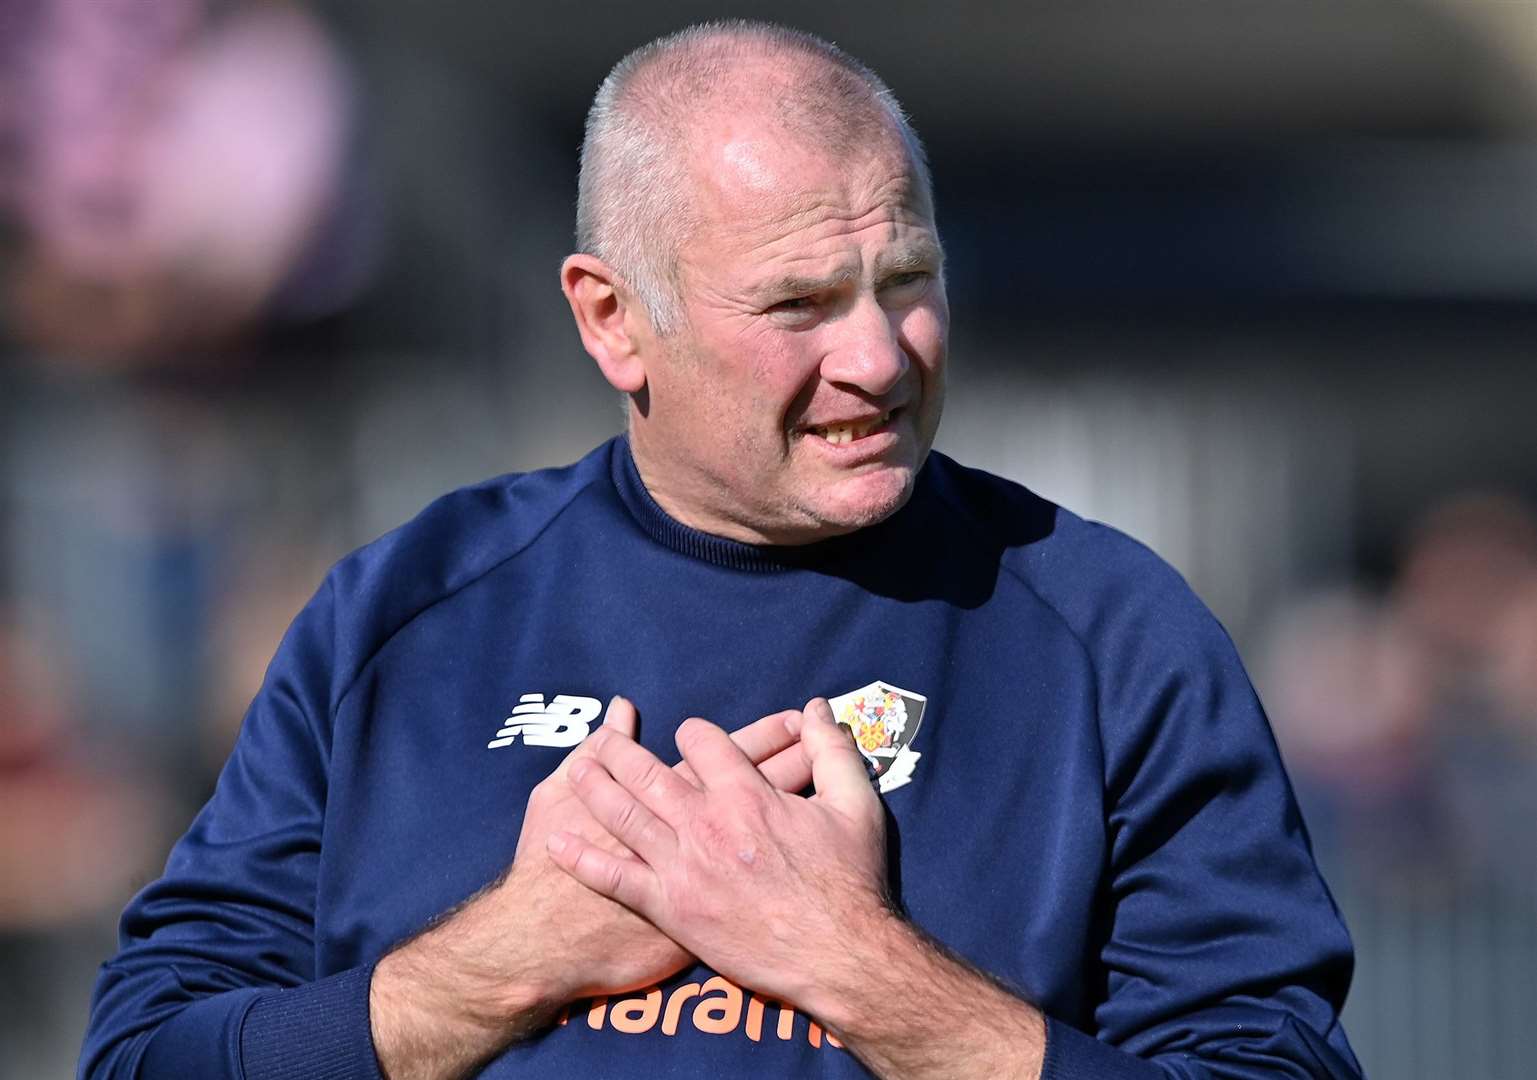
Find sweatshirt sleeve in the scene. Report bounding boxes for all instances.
[78,576,385,1080]
[1037,532,1363,1080]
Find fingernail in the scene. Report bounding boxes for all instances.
[547,833,568,855]
[570,760,590,783]
[784,713,803,735]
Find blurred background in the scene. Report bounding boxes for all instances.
[2,1,1536,1076]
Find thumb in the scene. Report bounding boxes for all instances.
[801,698,879,820]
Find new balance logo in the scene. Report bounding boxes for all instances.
[487,693,602,749]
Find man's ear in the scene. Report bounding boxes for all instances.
[561,253,649,394]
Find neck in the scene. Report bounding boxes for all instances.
[626,423,843,547]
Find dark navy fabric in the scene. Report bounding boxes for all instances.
[80,437,1362,1079]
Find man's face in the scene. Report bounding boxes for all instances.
[629,119,948,546]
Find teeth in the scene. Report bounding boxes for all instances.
[812,412,890,445]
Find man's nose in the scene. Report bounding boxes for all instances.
[819,298,909,396]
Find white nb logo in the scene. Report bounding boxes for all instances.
[487,693,602,749]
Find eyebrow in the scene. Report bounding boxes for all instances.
[756,267,857,301]
[873,241,943,278]
[753,242,944,301]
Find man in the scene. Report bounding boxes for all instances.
[81,21,1363,1080]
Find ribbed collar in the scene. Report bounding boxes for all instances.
[609,435,907,573]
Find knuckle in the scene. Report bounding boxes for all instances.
[633,757,668,795]
[690,814,743,857]
[604,862,627,896]
[725,783,767,814]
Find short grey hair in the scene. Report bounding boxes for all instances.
[574,20,933,335]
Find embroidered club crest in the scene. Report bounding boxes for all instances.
[828,680,927,794]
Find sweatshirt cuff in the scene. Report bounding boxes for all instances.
[238,965,383,1080]
[1041,1016,1164,1080]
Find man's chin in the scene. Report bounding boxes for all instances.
[804,464,917,535]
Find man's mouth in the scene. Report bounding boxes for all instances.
[805,410,895,446]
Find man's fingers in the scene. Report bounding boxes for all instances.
[675,717,765,792]
[580,706,813,798]
[756,741,814,793]
[728,709,801,765]
[801,698,879,819]
[546,831,658,915]
[569,756,679,860]
[586,727,696,826]
[553,696,636,780]
[676,709,803,789]
[603,695,639,737]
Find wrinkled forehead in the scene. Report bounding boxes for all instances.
[682,112,932,252]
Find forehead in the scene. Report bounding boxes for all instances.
[680,116,934,274]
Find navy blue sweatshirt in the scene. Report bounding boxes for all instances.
[80,437,1362,1079]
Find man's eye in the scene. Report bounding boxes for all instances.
[882,271,929,291]
[765,296,820,324]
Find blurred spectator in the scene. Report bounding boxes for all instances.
[1263,491,1537,904]
[8,388,248,787]
[1260,586,1455,896]
[1395,492,1537,680]
[0,610,164,929]
[0,6,368,1071]
[3,0,360,366]
[1394,493,1537,901]
[0,607,167,1077]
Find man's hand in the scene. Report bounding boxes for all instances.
[369,697,812,1080]
[546,698,1048,1080]
[545,698,892,1016]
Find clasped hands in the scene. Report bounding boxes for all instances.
[373,699,1043,1080]
[529,695,892,1016]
